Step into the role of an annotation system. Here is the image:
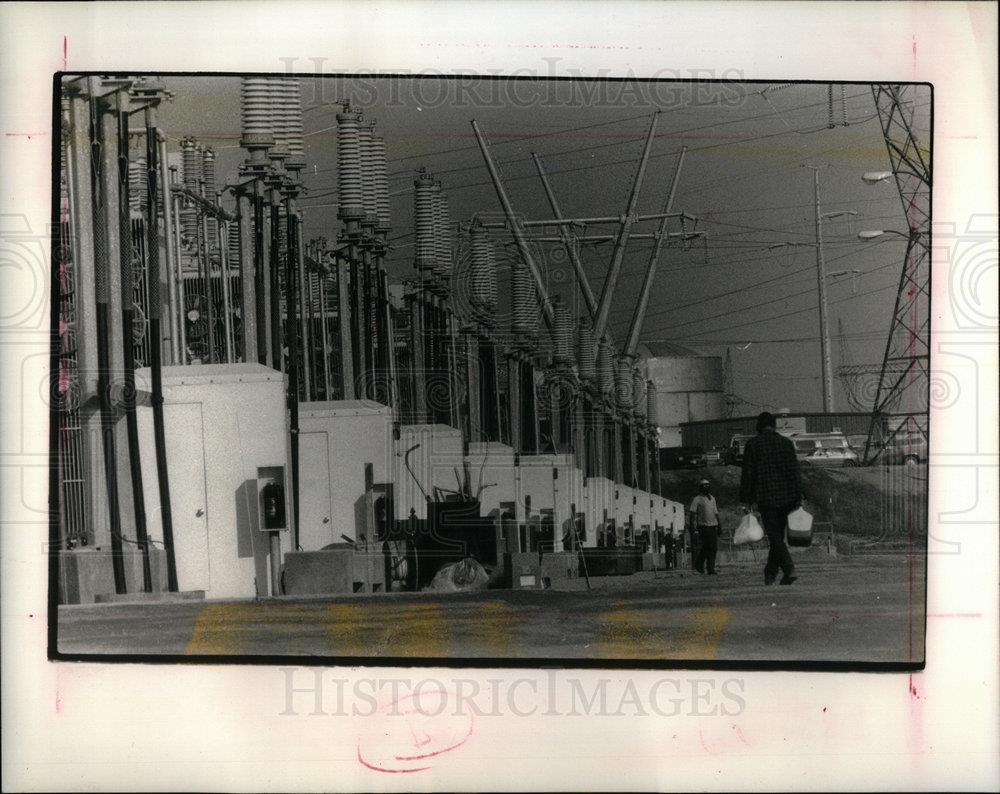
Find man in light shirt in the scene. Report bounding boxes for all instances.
[688,478,721,575]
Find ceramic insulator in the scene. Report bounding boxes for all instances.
[336,109,364,219]
[413,171,436,271]
[511,257,537,338]
[359,122,378,221]
[469,226,492,311]
[283,78,305,171]
[632,369,646,417]
[576,319,596,382]
[597,337,614,395]
[180,137,201,242]
[128,156,147,214]
[646,379,658,423]
[552,298,574,366]
[616,361,634,409]
[202,147,218,246]
[371,134,390,229]
[433,183,452,279]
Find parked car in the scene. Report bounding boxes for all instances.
[704,446,727,465]
[883,432,928,466]
[660,446,707,470]
[789,433,860,467]
[725,434,754,465]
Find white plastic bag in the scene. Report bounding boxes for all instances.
[733,512,764,545]
[426,557,490,592]
[786,506,813,547]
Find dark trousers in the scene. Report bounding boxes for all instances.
[694,525,719,574]
[760,504,795,581]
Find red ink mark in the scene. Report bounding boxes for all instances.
[63,36,68,71]
[5,133,48,140]
[928,612,981,618]
[734,726,751,747]
[912,35,917,73]
[357,688,474,774]
[908,674,921,700]
[698,729,716,755]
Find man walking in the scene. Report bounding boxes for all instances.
[739,411,802,585]
[688,478,721,575]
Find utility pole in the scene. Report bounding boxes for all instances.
[807,165,835,413]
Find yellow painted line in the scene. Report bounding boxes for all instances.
[473,600,519,656]
[373,602,449,657]
[597,602,730,660]
[324,602,366,656]
[185,603,254,655]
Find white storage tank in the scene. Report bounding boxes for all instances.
[641,342,724,447]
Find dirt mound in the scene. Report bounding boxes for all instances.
[661,463,927,544]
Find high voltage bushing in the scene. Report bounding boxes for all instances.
[597,336,615,396]
[371,133,391,230]
[632,368,647,417]
[240,77,275,173]
[552,298,574,366]
[469,225,495,317]
[128,156,147,213]
[336,106,364,221]
[180,137,201,243]
[576,319,597,382]
[616,360,634,409]
[359,121,378,223]
[203,147,218,247]
[511,258,537,339]
[646,379,658,424]
[413,171,436,272]
[432,181,453,283]
[282,78,306,173]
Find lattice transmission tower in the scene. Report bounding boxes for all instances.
[862,84,931,463]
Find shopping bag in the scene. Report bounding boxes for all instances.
[733,512,764,545]
[786,506,814,547]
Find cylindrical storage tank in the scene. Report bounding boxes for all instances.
[128,156,147,214]
[413,172,436,272]
[646,379,658,423]
[616,360,634,409]
[576,319,596,382]
[359,121,378,222]
[510,258,536,338]
[644,351,725,447]
[597,336,614,396]
[633,369,646,417]
[336,109,364,220]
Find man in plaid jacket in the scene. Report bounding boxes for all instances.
[739,412,802,585]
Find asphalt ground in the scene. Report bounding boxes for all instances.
[57,555,924,664]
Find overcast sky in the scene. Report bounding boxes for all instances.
[153,75,931,414]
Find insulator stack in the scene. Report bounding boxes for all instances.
[202,147,218,248]
[469,226,493,314]
[597,336,615,395]
[359,122,378,222]
[576,319,596,382]
[371,133,390,229]
[180,137,201,243]
[552,298,574,366]
[128,156,147,214]
[433,183,452,280]
[616,361,634,409]
[413,171,436,272]
[266,78,288,167]
[511,258,537,339]
[646,379,658,423]
[283,78,305,173]
[336,108,364,220]
[633,369,646,417]
[227,223,241,267]
[485,244,498,310]
[240,77,275,170]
